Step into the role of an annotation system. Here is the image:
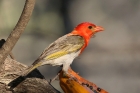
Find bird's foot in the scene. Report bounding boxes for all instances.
[68,75,78,82]
[67,75,79,84]
[62,72,69,78]
[62,72,79,84]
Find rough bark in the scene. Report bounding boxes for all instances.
[0,57,60,93]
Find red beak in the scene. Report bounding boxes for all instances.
[94,26,104,32]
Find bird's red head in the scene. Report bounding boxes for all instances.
[71,22,104,43]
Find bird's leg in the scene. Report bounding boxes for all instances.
[62,64,70,77]
[62,64,79,83]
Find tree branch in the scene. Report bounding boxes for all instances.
[0,57,60,93]
[0,0,35,71]
[0,1,61,92]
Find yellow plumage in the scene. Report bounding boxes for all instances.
[46,51,68,60]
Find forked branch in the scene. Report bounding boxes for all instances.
[0,0,35,71]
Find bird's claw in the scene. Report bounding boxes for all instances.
[64,73,80,84]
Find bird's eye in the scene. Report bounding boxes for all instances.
[88,26,93,29]
[97,87,102,92]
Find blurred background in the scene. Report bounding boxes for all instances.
[0,0,140,93]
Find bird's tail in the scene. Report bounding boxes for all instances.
[21,62,42,77]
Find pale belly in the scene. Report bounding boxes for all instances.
[42,50,80,66]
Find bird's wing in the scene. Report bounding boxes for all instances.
[32,35,85,65]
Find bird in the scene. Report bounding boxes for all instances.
[22,22,104,77]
